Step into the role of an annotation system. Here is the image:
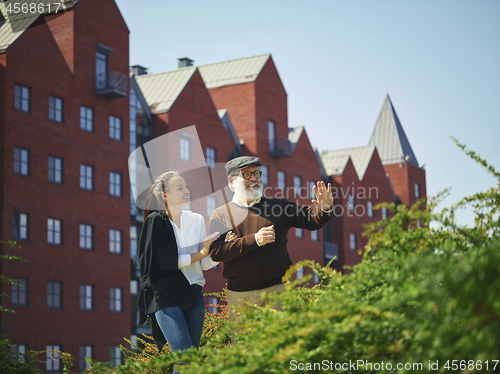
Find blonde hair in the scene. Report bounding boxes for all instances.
[143,171,181,220]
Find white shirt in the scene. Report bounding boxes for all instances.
[169,211,219,287]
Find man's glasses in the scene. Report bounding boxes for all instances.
[239,170,262,180]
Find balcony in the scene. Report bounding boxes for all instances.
[96,71,127,99]
[269,138,292,157]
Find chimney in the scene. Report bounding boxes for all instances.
[178,57,194,68]
[131,65,148,76]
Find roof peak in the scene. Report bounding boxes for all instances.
[368,95,419,166]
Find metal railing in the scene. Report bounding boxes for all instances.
[96,71,127,98]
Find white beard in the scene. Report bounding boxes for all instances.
[233,179,263,202]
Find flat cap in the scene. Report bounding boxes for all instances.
[225,156,261,176]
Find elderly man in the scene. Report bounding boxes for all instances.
[209,156,333,328]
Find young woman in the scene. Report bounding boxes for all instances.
[137,171,233,372]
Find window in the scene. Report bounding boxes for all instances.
[13,147,29,176]
[180,137,190,161]
[11,344,27,362]
[47,218,62,245]
[206,147,216,169]
[109,115,122,141]
[80,164,93,191]
[80,224,93,250]
[183,195,191,211]
[382,207,387,220]
[96,49,108,85]
[110,287,122,313]
[295,228,303,238]
[277,171,285,190]
[313,272,320,284]
[296,267,304,279]
[46,345,61,372]
[309,181,316,199]
[367,201,373,218]
[13,212,29,240]
[349,233,356,251]
[294,176,301,195]
[130,226,138,258]
[79,345,93,372]
[261,165,269,185]
[11,278,28,307]
[49,95,64,123]
[110,171,122,197]
[109,229,122,254]
[207,196,216,218]
[47,281,62,309]
[268,120,276,151]
[348,194,354,212]
[311,230,318,241]
[80,106,93,132]
[110,346,122,368]
[15,84,30,113]
[415,183,420,198]
[208,296,218,314]
[80,285,93,311]
[48,156,63,184]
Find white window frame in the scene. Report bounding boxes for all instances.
[15,84,30,113]
[47,281,62,309]
[208,296,218,314]
[110,171,122,197]
[49,95,64,123]
[349,233,356,251]
[206,147,216,169]
[415,183,420,198]
[382,207,387,220]
[79,345,93,372]
[80,106,93,132]
[296,267,304,279]
[80,284,93,311]
[79,224,93,250]
[110,287,122,313]
[277,171,285,190]
[261,165,269,185]
[348,194,354,212]
[311,230,318,241]
[109,115,122,141]
[46,345,61,372]
[367,200,373,218]
[268,120,276,151]
[109,229,122,254]
[47,218,62,245]
[13,212,29,241]
[295,227,303,238]
[48,156,63,184]
[14,147,29,176]
[80,164,93,191]
[180,137,191,161]
[294,176,301,195]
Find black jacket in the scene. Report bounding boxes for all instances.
[137,211,194,325]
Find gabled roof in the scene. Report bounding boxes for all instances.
[134,67,197,114]
[288,126,304,153]
[368,94,419,166]
[320,145,376,180]
[0,0,79,53]
[198,53,270,89]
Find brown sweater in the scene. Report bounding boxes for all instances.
[208,197,332,292]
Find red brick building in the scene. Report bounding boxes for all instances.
[0,0,131,371]
[320,94,426,270]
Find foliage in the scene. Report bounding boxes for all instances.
[101,137,498,373]
[0,241,43,373]
[6,138,499,373]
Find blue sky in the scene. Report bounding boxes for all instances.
[115,0,500,225]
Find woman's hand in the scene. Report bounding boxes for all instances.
[225,231,238,242]
[200,232,219,258]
